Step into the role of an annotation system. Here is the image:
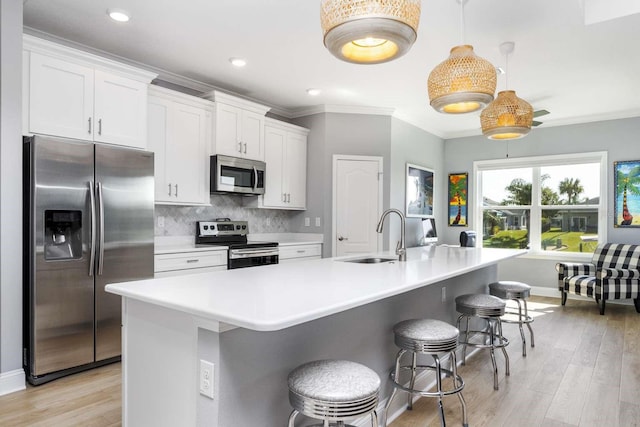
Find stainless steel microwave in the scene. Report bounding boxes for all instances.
[210,155,266,195]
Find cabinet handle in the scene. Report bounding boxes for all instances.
[338,236,348,241]
[168,183,172,196]
[238,141,242,153]
[287,193,291,203]
[243,143,247,154]
[174,184,178,197]
[98,119,102,135]
[88,117,92,134]
[186,259,199,264]
[297,250,306,254]
[282,193,286,202]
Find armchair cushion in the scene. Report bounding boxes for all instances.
[598,268,640,280]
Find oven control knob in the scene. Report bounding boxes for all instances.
[203,225,209,230]
[236,225,240,230]
[242,225,246,230]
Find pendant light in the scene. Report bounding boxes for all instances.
[427,0,496,114]
[320,0,421,64]
[480,42,533,140]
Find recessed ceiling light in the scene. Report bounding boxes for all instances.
[107,8,130,22]
[306,88,321,96]
[229,58,247,67]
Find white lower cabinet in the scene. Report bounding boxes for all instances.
[148,86,212,205]
[278,244,322,263]
[154,250,227,277]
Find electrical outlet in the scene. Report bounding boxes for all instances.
[315,217,321,227]
[441,287,446,302]
[304,217,310,227]
[266,217,271,227]
[199,359,215,399]
[157,216,165,228]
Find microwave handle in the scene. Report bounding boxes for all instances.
[252,166,258,193]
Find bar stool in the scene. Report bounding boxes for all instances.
[489,281,535,357]
[287,359,380,427]
[455,294,510,390]
[383,319,467,427]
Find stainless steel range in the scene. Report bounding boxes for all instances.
[196,219,278,269]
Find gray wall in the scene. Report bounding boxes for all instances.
[293,113,446,257]
[1,0,24,386]
[443,117,640,292]
[390,117,445,248]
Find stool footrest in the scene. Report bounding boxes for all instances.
[459,330,509,349]
[389,365,465,397]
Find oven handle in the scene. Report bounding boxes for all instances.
[229,248,279,259]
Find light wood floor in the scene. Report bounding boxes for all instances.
[0,296,637,427]
[389,296,640,427]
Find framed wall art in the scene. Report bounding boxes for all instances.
[448,172,468,226]
[614,160,640,227]
[405,163,434,218]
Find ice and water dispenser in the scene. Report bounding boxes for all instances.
[44,210,82,260]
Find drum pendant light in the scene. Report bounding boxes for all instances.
[427,0,496,114]
[320,0,421,64]
[480,42,533,140]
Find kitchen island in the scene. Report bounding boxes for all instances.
[106,246,524,427]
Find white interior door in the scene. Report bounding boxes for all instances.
[333,156,383,256]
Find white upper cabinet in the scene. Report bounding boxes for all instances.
[23,34,157,149]
[148,86,212,206]
[248,119,309,210]
[203,91,270,161]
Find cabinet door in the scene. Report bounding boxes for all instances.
[147,96,172,202]
[167,102,209,204]
[262,126,286,207]
[94,69,148,149]
[240,110,265,161]
[214,103,242,156]
[285,132,307,209]
[29,52,94,140]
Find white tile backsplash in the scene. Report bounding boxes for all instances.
[154,194,297,236]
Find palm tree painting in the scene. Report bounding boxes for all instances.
[448,173,468,226]
[614,161,640,227]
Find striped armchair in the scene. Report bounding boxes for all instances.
[556,243,640,315]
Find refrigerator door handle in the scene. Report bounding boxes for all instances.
[88,181,97,276]
[97,181,105,276]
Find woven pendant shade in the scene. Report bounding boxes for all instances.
[428,44,496,114]
[480,90,533,140]
[321,0,421,64]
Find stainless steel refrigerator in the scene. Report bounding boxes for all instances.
[23,135,154,385]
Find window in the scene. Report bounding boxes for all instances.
[474,152,607,255]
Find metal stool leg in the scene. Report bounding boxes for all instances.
[497,318,510,377]
[407,351,417,410]
[524,299,535,348]
[450,351,468,427]
[514,298,527,356]
[488,318,499,390]
[371,410,378,427]
[288,409,299,427]
[433,355,446,427]
[383,349,405,427]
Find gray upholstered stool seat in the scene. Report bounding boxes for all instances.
[383,319,467,427]
[287,359,380,427]
[489,281,535,357]
[455,293,510,390]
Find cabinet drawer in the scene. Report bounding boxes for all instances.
[155,251,227,273]
[278,244,322,260]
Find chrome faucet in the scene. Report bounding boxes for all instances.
[376,208,407,261]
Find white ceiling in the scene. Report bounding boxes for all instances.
[22,0,640,139]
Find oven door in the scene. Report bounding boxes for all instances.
[228,247,279,269]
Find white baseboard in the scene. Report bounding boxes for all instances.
[0,369,26,396]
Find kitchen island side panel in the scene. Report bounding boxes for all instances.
[203,265,496,427]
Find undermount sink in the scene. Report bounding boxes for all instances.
[342,257,397,264]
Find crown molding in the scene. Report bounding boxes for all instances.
[290,104,395,118]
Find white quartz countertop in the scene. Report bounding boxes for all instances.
[107,246,524,331]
